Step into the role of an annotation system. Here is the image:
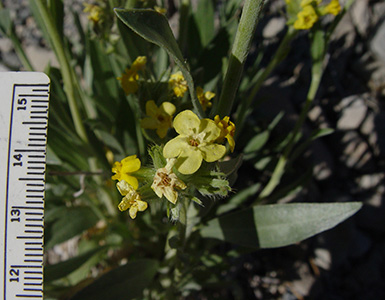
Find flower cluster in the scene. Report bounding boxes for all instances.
[168,71,188,98]
[285,0,341,30]
[113,56,236,221]
[83,3,104,25]
[117,56,147,95]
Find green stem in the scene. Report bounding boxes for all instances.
[216,0,268,118]
[257,61,322,200]
[165,198,188,298]
[235,27,296,138]
[31,0,89,144]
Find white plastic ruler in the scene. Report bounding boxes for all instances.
[0,72,50,299]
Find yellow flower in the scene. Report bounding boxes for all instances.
[214,115,236,153]
[131,56,147,72]
[140,100,176,138]
[294,5,319,30]
[152,158,187,204]
[324,0,341,16]
[117,180,148,219]
[83,3,103,24]
[154,6,167,14]
[163,110,226,175]
[169,71,188,98]
[196,87,215,111]
[111,155,141,190]
[117,68,139,95]
[300,0,321,7]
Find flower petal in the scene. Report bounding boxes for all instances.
[156,126,169,139]
[163,136,189,158]
[175,148,203,174]
[136,200,148,212]
[140,117,158,129]
[120,174,139,190]
[200,144,226,162]
[129,206,138,219]
[121,155,141,173]
[117,180,130,196]
[164,188,178,204]
[200,119,221,142]
[145,100,158,117]
[160,102,176,116]
[173,110,201,136]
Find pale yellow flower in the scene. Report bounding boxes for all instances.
[140,100,176,138]
[163,110,226,175]
[324,0,341,16]
[83,3,103,24]
[117,68,139,95]
[117,180,147,219]
[294,5,318,30]
[169,71,188,98]
[196,87,215,111]
[154,6,167,14]
[152,158,187,204]
[300,0,321,7]
[131,56,147,72]
[214,115,236,153]
[111,155,141,190]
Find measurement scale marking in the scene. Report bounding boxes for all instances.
[18,94,48,98]
[3,76,48,299]
[32,89,48,92]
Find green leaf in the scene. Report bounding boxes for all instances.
[70,259,159,300]
[0,8,12,36]
[195,0,215,48]
[48,0,64,40]
[310,127,334,140]
[114,8,204,117]
[45,207,99,249]
[201,202,362,248]
[45,246,107,282]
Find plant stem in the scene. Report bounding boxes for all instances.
[235,27,296,137]
[216,0,268,118]
[31,0,89,144]
[257,61,322,200]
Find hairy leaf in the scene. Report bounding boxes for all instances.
[201,202,362,248]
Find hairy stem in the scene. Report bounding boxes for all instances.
[216,0,268,118]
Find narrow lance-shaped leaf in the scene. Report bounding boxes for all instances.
[70,259,159,300]
[45,246,107,282]
[201,202,362,248]
[114,8,204,118]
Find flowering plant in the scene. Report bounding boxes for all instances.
[0,0,362,298]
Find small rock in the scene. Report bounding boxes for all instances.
[356,173,384,191]
[24,46,59,71]
[336,95,368,130]
[0,63,10,72]
[339,131,375,171]
[370,19,385,63]
[350,0,370,37]
[263,17,286,39]
[314,248,332,270]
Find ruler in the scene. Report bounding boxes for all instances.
[0,72,50,299]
